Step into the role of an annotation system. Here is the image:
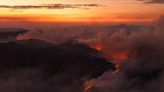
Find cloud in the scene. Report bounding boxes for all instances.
[0,4,102,10]
[146,0,164,4]
[138,0,164,4]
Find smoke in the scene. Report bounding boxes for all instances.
[0,68,84,92]
[83,16,164,92]
[14,16,164,92]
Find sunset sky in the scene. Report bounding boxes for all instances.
[0,0,164,23]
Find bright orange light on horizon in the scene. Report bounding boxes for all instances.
[0,0,163,24]
[0,2,163,23]
[0,13,159,23]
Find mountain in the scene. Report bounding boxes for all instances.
[15,39,55,48]
[0,28,28,39]
[0,39,115,92]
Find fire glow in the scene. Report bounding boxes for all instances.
[95,45,102,51]
[88,42,129,60]
[84,82,94,92]
[88,41,103,51]
[111,52,128,60]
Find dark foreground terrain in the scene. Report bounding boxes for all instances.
[0,39,114,92]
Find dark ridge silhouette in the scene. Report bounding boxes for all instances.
[0,28,28,39]
[0,39,115,81]
[16,39,55,48]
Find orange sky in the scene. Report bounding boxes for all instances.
[0,0,164,23]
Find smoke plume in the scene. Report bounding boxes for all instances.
[14,16,164,92]
[83,16,164,92]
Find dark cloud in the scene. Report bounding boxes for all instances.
[138,0,164,4]
[0,4,102,10]
[147,0,164,4]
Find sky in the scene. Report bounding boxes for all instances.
[0,0,164,23]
